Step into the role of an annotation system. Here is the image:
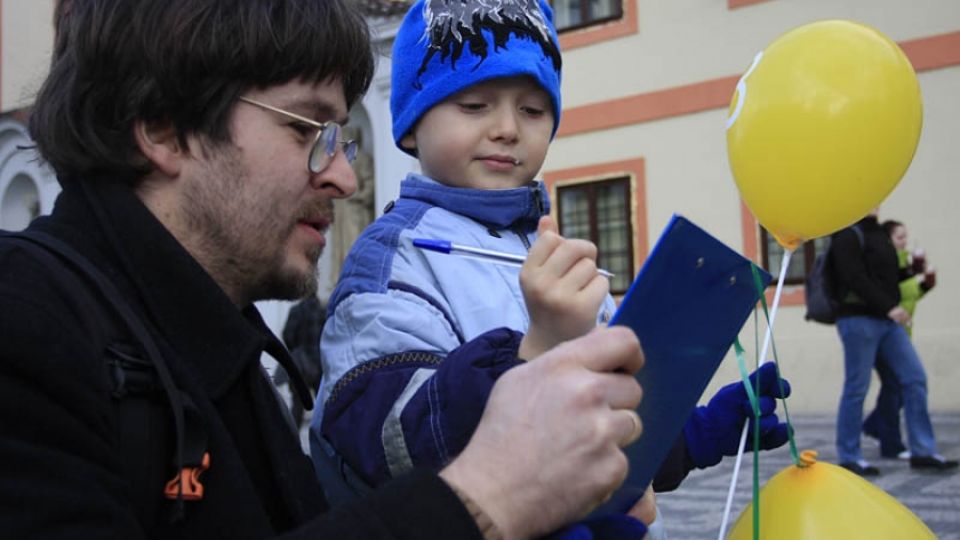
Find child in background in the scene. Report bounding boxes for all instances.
[863,219,937,459]
[311,0,790,535]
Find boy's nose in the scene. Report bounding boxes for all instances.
[489,109,519,143]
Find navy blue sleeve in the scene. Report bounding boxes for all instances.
[321,328,524,485]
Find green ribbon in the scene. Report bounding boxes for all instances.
[748,264,800,466]
[732,264,803,540]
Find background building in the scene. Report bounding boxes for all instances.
[358,0,960,414]
[3,0,958,413]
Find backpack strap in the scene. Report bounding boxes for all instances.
[850,224,865,249]
[1,230,209,522]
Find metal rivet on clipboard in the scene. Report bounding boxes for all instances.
[696,257,705,268]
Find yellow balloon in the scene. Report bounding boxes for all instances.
[726,20,922,250]
[727,451,936,539]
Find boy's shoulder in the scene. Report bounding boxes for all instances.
[329,198,462,310]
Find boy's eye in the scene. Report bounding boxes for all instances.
[521,105,546,117]
[458,102,487,112]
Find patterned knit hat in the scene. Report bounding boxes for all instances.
[391,0,562,155]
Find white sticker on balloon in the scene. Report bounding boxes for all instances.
[726,51,764,131]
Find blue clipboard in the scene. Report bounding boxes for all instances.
[593,214,771,515]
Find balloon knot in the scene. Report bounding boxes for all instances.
[799,449,819,467]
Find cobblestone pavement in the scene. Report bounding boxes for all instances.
[656,413,960,539]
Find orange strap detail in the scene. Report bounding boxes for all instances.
[163,452,211,501]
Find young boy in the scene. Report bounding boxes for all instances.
[311,0,790,522]
[313,0,621,485]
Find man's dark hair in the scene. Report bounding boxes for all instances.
[30,0,375,182]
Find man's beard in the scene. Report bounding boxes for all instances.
[249,243,321,302]
[179,144,326,304]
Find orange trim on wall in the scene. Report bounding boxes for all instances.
[558,75,739,137]
[558,29,960,138]
[542,157,649,274]
[729,0,773,9]
[900,30,960,72]
[740,201,759,263]
[558,0,638,51]
[740,200,806,306]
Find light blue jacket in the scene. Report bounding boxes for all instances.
[312,174,616,485]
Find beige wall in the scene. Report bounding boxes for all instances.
[1,0,55,112]
[546,0,960,412]
[2,0,956,413]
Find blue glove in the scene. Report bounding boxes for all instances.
[547,514,648,540]
[684,362,792,469]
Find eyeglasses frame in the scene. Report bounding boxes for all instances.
[237,96,357,173]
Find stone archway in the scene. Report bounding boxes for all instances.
[0,119,58,231]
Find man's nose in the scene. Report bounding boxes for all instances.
[310,150,357,198]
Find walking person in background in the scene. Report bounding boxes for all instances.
[862,219,937,460]
[831,210,956,476]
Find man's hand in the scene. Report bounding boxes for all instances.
[683,362,792,469]
[440,327,644,539]
[519,216,609,360]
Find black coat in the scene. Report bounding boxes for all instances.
[0,177,481,539]
[830,215,901,320]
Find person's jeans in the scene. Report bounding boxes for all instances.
[862,356,907,456]
[836,316,936,463]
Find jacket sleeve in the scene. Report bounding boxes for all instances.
[830,228,898,314]
[281,469,483,540]
[317,289,524,486]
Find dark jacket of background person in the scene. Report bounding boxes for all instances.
[830,215,901,319]
[279,296,325,426]
[0,178,482,539]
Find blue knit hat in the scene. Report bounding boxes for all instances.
[391,0,562,155]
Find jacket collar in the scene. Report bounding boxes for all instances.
[48,177,295,400]
[399,173,550,230]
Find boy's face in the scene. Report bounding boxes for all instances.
[401,76,553,190]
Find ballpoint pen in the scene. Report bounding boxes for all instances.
[412,238,614,278]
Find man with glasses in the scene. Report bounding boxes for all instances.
[0,1,649,538]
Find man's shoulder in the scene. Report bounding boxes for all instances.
[0,231,115,372]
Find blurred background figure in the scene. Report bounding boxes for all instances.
[278,295,326,428]
[862,219,937,460]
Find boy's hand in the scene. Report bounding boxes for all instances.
[519,216,610,359]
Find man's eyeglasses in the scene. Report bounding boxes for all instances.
[238,96,358,174]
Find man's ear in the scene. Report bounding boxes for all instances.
[133,119,184,178]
